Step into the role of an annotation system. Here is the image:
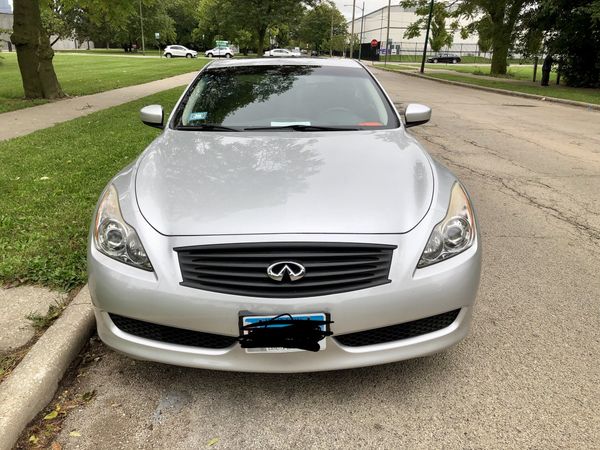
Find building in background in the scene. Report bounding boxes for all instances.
[347,4,481,57]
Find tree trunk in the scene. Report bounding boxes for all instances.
[11,0,44,98]
[256,27,266,56]
[490,29,510,75]
[11,0,64,99]
[38,28,64,99]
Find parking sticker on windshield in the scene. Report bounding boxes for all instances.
[189,112,208,121]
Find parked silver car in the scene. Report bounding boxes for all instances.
[89,58,481,372]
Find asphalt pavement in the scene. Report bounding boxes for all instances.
[51,67,600,449]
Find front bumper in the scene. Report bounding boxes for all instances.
[89,228,481,372]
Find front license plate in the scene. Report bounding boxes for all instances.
[241,313,328,353]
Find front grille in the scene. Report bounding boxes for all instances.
[109,314,237,349]
[175,242,396,298]
[334,309,461,347]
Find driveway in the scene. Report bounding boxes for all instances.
[53,68,600,449]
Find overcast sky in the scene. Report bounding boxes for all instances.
[333,0,393,19]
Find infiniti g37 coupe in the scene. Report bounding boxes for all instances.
[88,58,481,372]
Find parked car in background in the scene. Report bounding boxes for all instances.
[205,46,234,58]
[427,53,461,64]
[163,45,197,59]
[264,48,297,57]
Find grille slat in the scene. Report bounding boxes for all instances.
[110,314,236,349]
[175,242,396,298]
[334,309,461,347]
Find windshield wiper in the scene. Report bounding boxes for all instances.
[176,124,241,132]
[244,124,359,132]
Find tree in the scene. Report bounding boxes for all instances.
[299,2,346,53]
[526,0,600,87]
[12,0,64,99]
[401,0,534,75]
[401,1,453,53]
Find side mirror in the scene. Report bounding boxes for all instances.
[140,104,164,129]
[404,103,431,128]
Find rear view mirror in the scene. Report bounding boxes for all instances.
[140,105,164,129]
[404,103,431,128]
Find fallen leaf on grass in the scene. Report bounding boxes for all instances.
[29,435,39,444]
[207,437,219,447]
[69,431,81,437]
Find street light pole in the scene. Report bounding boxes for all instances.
[330,7,334,57]
[420,0,434,73]
[139,0,146,55]
[384,0,391,66]
[358,1,364,60]
[347,1,357,58]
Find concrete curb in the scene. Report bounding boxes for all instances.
[373,66,600,111]
[0,286,94,450]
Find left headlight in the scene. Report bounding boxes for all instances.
[417,182,476,268]
[93,184,153,271]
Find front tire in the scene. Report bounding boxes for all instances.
[207,53,213,58]
[225,53,232,58]
[165,53,172,58]
[186,53,192,58]
[433,59,438,63]
[452,59,458,64]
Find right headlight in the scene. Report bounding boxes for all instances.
[417,182,476,268]
[93,184,153,271]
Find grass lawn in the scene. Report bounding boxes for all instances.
[378,64,600,105]
[0,52,207,113]
[0,87,183,290]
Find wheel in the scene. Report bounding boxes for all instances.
[207,53,213,58]
[165,53,172,58]
[452,59,457,64]
[433,59,438,63]
[225,53,232,58]
[186,53,192,58]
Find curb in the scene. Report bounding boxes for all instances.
[373,66,600,111]
[0,286,95,450]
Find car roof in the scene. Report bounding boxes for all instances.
[207,57,363,69]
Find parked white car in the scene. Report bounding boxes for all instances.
[205,47,234,58]
[264,48,298,57]
[163,45,197,58]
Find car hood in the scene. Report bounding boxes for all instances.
[135,130,434,236]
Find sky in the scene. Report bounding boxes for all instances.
[333,0,393,20]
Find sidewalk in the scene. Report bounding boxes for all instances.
[0,71,196,142]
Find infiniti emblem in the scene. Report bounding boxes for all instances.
[267,261,306,282]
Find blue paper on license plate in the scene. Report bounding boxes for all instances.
[242,313,327,353]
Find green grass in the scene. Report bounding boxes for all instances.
[425,72,600,105]
[0,87,183,290]
[377,63,600,104]
[0,52,206,113]
[384,54,492,63]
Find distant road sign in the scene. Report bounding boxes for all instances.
[155,32,160,39]
[371,39,378,47]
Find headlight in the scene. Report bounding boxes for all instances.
[93,185,153,271]
[417,182,476,268]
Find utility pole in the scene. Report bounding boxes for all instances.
[349,0,356,58]
[358,1,364,60]
[420,0,434,73]
[139,0,146,55]
[384,0,391,66]
[330,6,334,57]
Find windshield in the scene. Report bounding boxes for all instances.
[173,65,399,131]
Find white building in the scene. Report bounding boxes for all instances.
[348,4,481,56]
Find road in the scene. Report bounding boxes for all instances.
[52,68,600,449]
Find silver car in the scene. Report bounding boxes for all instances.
[88,58,481,372]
